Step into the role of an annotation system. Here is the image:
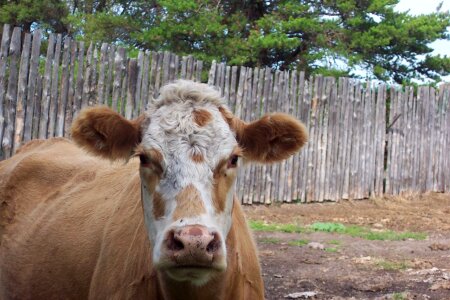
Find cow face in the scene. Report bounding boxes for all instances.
[72,80,307,286]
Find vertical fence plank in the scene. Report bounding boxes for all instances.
[296,72,307,201]
[125,58,138,119]
[65,41,78,137]
[325,77,337,200]
[0,24,11,158]
[73,41,85,118]
[13,32,31,153]
[235,66,246,202]
[112,47,126,112]
[300,76,312,202]
[3,27,21,157]
[105,45,115,107]
[97,43,108,105]
[133,51,144,118]
[38,34,56,139]
[140,51,150,111]
[260,67,273,204]
[47,34,62,138]
[81,42,93,109]
[22,30,41,143]
[32,75,43,139]
[55,38,71,137]
[120,64,128,116]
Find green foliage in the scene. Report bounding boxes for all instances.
[0,0,69,33]
[2,0,449,83]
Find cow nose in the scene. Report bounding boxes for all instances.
[165,225,222,265]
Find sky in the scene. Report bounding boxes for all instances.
[395,0,450,82]
[396,0,450,57]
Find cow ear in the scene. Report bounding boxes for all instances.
[71,106,145,160]
[220,107,307,163]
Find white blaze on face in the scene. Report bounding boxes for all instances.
[137,81,239,267]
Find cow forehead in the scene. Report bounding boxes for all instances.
[141,101,237,182]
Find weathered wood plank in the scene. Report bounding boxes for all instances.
[47,34,62,138]
[37,34,56,138]
[112,47,126,112]
[105,45,115,107]
[13,32,31,153]
[56,37,71,137]
[133,51,144,118]
[3,27,21,157]
[97,43,108,105]
[262,67,274,204]
[140,51,150,113]
[73,41,85,117]
[65,41,78,137]
[22,29,41,142]
[125,58,138,120]
[81,42,93,109]
[0,24,11,158]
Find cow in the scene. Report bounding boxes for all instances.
[0,80,307,300]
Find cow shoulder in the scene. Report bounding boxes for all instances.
[0,138,98,242]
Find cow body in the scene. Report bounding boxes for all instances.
[0,80,307,299]
[0,138,262,299]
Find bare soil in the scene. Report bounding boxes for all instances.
[243,193,450,300]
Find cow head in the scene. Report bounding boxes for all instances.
[71,80,307,285]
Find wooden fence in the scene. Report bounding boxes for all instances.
[1,24,449,203]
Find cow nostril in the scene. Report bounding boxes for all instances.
[206,232,221,254]
[167,231,184,251]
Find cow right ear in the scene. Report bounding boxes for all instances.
[71,106,145,161]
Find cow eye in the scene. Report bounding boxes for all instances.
[227,155,239,168]
[139,154,151,166]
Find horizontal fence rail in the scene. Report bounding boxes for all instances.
[0,24,449,203]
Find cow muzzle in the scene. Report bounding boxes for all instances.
[158,225,226,284]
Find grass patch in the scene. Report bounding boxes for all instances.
[310,222,426,241]
[375,260,411,271]
[324,247,339,253]
[288,239,309,246]
[310,222,346,232]
[259,237,281,244]
[392,292,407,300]
[249,220,426,241]
[328,239,341,245]
[249,220,305,233]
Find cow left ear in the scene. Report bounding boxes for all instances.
[220,107,307,163]
[71,106,146,161]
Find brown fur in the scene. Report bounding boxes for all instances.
[190,152,205,163]
[71,106,145,160]
[193,109,213,127]
[0,99,308,299]
[172,184,206,221]
[0,139,264,299]
[219,106,308,163]
[212,160,236,213]
[153,192,166,220]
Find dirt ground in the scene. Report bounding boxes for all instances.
[243,192,450,300]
